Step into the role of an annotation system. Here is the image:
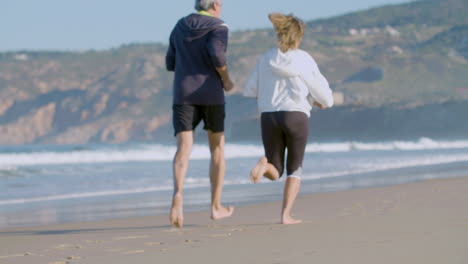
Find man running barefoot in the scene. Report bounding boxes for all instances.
[244,13,334,225]
[166,0,234,228]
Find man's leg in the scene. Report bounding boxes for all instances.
[207,130,234,220]
[170,131,193,228]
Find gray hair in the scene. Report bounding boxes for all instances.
[195,0,221,11]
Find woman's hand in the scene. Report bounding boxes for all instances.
[313,101,327,109]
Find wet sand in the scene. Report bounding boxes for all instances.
[1,176,467,264]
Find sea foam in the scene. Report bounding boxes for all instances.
[0,138,467,167]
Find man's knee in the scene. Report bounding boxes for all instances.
[174,135,192,165]
[175,139,192,157]
[208,137,224,165]
[210,141,224,153]
[178,140,192,153]
[176,131,193,149]
[174,152,190,169]
[208,132,224,151]
[210,145,224,166]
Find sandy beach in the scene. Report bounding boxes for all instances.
[1,175,467,264]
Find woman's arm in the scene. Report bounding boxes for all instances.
[243,61,260,98]
[302,55,334,108]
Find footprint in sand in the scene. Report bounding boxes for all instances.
[53,244,74,250]
[208,233,232,238]
[113,235,149,240]
[165,228,191,234]
[269,226,287,231]
[105,248,128,253]
[184,239,201,243]
[53,244,83,250]
[0,254,28,260]
[85,240,103,244]
[228,227,247,232]
[144,242,165,246]
[122,250,145,255]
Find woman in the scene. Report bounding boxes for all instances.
[243,13,334,224]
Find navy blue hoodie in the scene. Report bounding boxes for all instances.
[166,13,228,105]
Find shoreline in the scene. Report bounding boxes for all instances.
[3,158,468,230]
[1,175,467,263]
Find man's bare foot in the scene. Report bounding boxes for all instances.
[250,157,268,183]
[281,215,302,225]
[211,205,234,220]
[170,193,184,228]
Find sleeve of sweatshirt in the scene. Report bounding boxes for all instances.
[207,26,228,68]
[301,54,334,108]
[165,31,176,72]
[243,60,259,98]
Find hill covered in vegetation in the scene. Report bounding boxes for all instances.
[0,0,467,144]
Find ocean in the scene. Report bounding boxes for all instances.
[1,137,468,228]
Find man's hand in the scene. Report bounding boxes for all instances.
[223,78,234,92]
[216,65,234,92]
[314,101,327,109]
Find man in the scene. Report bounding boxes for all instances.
[166,0,234,228]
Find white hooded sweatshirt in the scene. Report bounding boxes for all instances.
[243,48,334,117]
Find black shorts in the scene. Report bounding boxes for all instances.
[173,104,225,136]
[261,111,309,177]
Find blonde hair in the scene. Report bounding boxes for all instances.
[268,13,305,52]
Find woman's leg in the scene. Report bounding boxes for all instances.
[250,112,285,183]
[281,112,309,224]
[250,157,280,183]
[281,177,302,224]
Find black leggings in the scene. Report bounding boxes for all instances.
[261,111,309,177]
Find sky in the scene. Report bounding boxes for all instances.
[2,0,412,52]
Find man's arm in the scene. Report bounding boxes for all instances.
[207,26,233,91]
[216,65,234,92]
[165,32,176,72]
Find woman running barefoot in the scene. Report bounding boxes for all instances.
[243,13,334,225]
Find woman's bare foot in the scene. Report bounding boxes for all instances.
[170,193,184,228]
[211,205,234,220]
[250,157,268,183]
[281,214,302,225]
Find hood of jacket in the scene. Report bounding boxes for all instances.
[268,49,305,78]
[176,13,225,42]
[267,48,311,103]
